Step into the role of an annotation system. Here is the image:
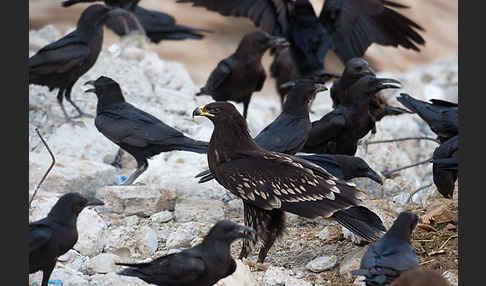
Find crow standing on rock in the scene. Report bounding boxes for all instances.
[116,220,255,286]
[63,0,212,43]
[178,0,425,81]
[196,30,288,119]
[29,193,104,286]
[29,4,129,123]
[86,76,208,185]
[352,211,420,286]
[302,74,401,155]
[193,102,386,263]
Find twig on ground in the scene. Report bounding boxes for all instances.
[29,128,56,209]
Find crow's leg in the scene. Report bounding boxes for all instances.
[242,98,250,119]
[41,263,55,286]
[111,148,124,169]
[65,85,94,118]
[122,160,148,185]
[57,88,70,120]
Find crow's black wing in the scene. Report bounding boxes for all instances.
[95,103,184,147]
[319,0,425,63]
[304,110,346,149]
[177,0,290,36]
[118,252,206,284]
[29,31,90,74]
[200,59,233,94]
[29,221,53,253]
[254,113,310,154]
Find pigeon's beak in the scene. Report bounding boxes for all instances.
[86,197,104,207]
[84,80,96,93]
[365,169,384,185]
[269,36,289,48]
[192,105,215,118]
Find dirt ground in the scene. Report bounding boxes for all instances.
[29,0,458,101]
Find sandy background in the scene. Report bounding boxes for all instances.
[28,0,458,99]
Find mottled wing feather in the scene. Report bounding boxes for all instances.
[176,0,290,36]
[213,150,363,218]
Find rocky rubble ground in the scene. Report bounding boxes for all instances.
[29,26,458,286]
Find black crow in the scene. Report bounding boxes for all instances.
[352,211,420,286]
[178,0,425,78]
[432,135,458,199]
[330,58,411,133]
[85,76,208,185]
[302,75,401,155]
[29,4,128,122]
[62,0,212,43]
[397,93,458,143]
[116,220,255,286]
[29,193,104,286]
[193,102,385,263]
[197,30,288,118]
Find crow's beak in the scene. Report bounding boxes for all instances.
[313,83,328,93]
[365,169,384,185]
[84,80,96,93]
[192,105,215,118]
[280,80,296,90]
[86,197,104,206]
[372,78,401,93]
[269,36,289,48]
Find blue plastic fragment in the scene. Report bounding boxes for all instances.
[31,280,63,286]
[116,175,128,185]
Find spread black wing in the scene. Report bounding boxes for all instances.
[319,0,425,63]
[177,0,291,36]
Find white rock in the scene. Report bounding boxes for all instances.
[317,225,342,242]
[103,225,136,258]
[73,208,107,257]
[30,267,90,286]
[151,210,174,224]
[103,185,177,217]
[339,248,367,281]
[215,260,258,286]
[87,253,121,275]
[263,266,288,286]
[166,223,198,249]
[305,255,338,273]
[90,272,154,286]
[136,226,159,257]
[174,199,225,224]
[57,249,87,274]
[442,271,458,286]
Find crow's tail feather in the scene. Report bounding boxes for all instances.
[332,206,386,241]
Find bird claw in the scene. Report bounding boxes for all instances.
[242,259,268,271]
[73,112,95,119]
